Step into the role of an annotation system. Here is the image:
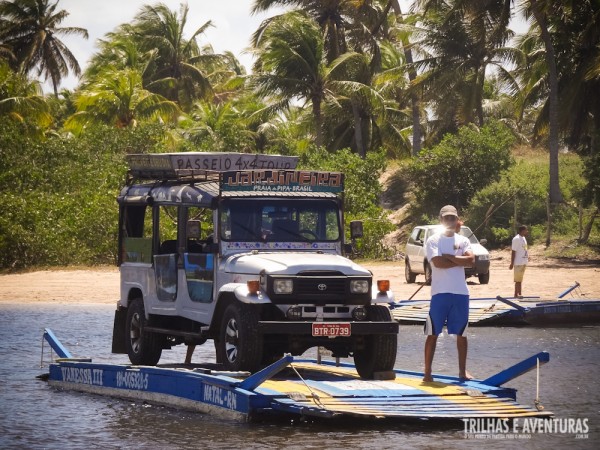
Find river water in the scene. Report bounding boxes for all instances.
[0,302,597,449]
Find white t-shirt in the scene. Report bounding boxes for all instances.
[511,234,528,266]
[425,232,472,296]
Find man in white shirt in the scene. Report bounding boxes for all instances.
[423,205,475,382]
[509,225,529,298]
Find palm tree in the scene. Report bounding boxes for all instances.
[251,11,330,147]
[0,60,50,132]
[324,51,386,157]
[389,0,422,155]
[412,0,518,143]
[0,0,88,95]
[83,28,157,85]
[64,68,180,133]
[252,0,351,63]
[181,100,256,152]
[525,0,562,205]
[131,2,215,111]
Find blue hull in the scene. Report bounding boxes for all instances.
[43,330,553,423]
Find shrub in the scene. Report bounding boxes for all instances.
[407,121,515,216]
[0,122,168,270]
[299,147,394,258]
[466,152,589,246]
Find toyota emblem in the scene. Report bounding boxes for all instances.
[318,283,327,291]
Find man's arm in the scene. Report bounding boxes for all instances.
[431,255,456,268]
[509,250,516,269]
[440,251,475,267]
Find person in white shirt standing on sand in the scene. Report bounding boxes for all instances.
[509,225,529,298]
[423,205,475,382]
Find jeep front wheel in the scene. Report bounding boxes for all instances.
[125,298,162,365]
[353,305,397,379]
[478,272,490,284]
[424,262,432,285]
[405,258,417,283]
[217,303,263,372]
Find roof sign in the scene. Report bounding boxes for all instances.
[127,153,299,179]
[221,170,344,193]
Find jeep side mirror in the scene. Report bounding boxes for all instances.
[350,220,363,239]
[480,238,487,246]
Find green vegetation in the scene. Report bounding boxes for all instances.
[0,123,165,269]
[1,0,599,269]
[406,121,515,215]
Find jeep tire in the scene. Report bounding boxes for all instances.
[125,298,163,365]
[353,305,397,379]
[424,262,432,286]
[217,303,263,372]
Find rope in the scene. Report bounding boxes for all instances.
[289,363,326,410]
[534,357,544,411]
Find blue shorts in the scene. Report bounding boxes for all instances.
[424,293,469,336]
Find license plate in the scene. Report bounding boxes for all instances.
[312,323,351,337]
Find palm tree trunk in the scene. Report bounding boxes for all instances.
[352,100,365,158]
[312,97,323,148]
[530,0,563,204]
[476,69,485,126]
[580,208,598,244]
[390,0,421,156]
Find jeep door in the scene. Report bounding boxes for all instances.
[406,227,427,274]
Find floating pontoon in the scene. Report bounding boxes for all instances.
[42,329,552,423]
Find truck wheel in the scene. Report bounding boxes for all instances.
[125,298,162,365]
[353,305,397,379]
[405,258,417,283]
[424,262,432,285]
[478,272,490,284]
[217,303,263,372]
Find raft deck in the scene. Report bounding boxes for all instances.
[389,296,600,326]
[42,329,552,423]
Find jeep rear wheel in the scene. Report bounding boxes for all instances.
[405,258,417,283]
[353,305,397,379]
[217,303,263,372]
[125,298,162,365]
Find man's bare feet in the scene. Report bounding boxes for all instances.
[459,371,474,380]
[422,374,434,382]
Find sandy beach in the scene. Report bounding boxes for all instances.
[1,247,598,304]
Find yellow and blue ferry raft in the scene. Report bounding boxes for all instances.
[42,328,552,423]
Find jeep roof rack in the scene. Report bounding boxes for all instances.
[126,152,299,182]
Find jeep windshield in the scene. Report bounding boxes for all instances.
[219,199,341,242]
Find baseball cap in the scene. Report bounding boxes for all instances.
[440,205,458,217]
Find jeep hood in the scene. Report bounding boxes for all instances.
[223,252,371,276]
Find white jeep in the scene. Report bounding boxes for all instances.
[111,152,398,378]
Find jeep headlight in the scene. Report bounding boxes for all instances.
[350,280,369,294]
[273,279,293,294]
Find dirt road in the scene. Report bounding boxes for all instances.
[1,248,598,304]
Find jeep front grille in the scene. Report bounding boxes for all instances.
[267,271,371,305]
